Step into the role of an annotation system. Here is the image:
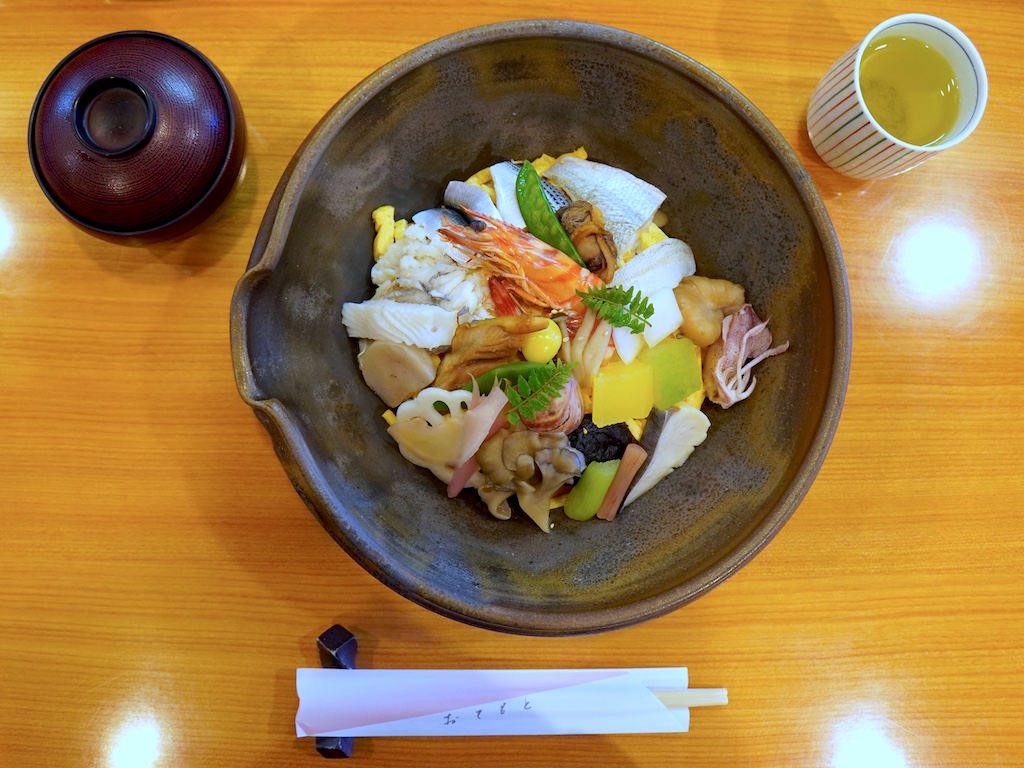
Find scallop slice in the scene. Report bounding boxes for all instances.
[357,340,438,408]
[341,299,458,351]
[544,156,666,255]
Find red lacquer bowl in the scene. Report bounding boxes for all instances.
[29,31,246,241]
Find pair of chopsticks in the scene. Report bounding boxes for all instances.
[296,667,728,738]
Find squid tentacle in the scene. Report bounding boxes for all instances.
[709,305,789,408]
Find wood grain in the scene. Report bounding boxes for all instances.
[2,1,1023,766]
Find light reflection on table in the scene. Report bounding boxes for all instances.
[831,710,909,768]
[0,205,14,258]
[108,713,162,768]
[892,217,980,306]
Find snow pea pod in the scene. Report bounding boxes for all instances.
[515,160,586,268]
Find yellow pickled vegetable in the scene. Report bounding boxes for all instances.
[591,358,654,427]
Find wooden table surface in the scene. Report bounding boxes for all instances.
[3,1,1022,766]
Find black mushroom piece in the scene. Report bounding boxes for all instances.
[568,416,635,463]
[558,200,617,282]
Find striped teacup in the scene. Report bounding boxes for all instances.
[807,14,987,180]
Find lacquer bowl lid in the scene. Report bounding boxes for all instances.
[29,30,246,241]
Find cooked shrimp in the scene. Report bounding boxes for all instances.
[439,211,602,318]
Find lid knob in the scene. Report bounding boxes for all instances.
[75,77,155,156]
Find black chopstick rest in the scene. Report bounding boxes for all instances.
[315,625,359,758]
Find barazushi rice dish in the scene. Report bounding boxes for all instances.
[342,148,789,532]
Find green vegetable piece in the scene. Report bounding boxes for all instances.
[564,460,621,521]
[515,160,586,268]
[463,361,548,395]
[576,285,654,334]
[638,335,702,409]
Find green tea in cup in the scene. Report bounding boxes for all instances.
[808,14,987,179]
[859,34,960,147]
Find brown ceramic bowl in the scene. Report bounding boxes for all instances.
[29,31,246,241]
[231,20,851,636]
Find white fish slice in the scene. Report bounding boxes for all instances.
[411,207,470,233]
[444,180,501,222]
[611,237,696,296]
[411,207,472,263]
[342,299,457,350]
[544,156,666,255]
[489,162,526,228]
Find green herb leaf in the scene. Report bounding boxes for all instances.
[576,285,654,334]
[504,359,577,425]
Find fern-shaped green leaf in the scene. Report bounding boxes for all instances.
[576,285,654,334]
[504,360,576,425]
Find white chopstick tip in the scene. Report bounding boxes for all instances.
[651,688,729,709]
